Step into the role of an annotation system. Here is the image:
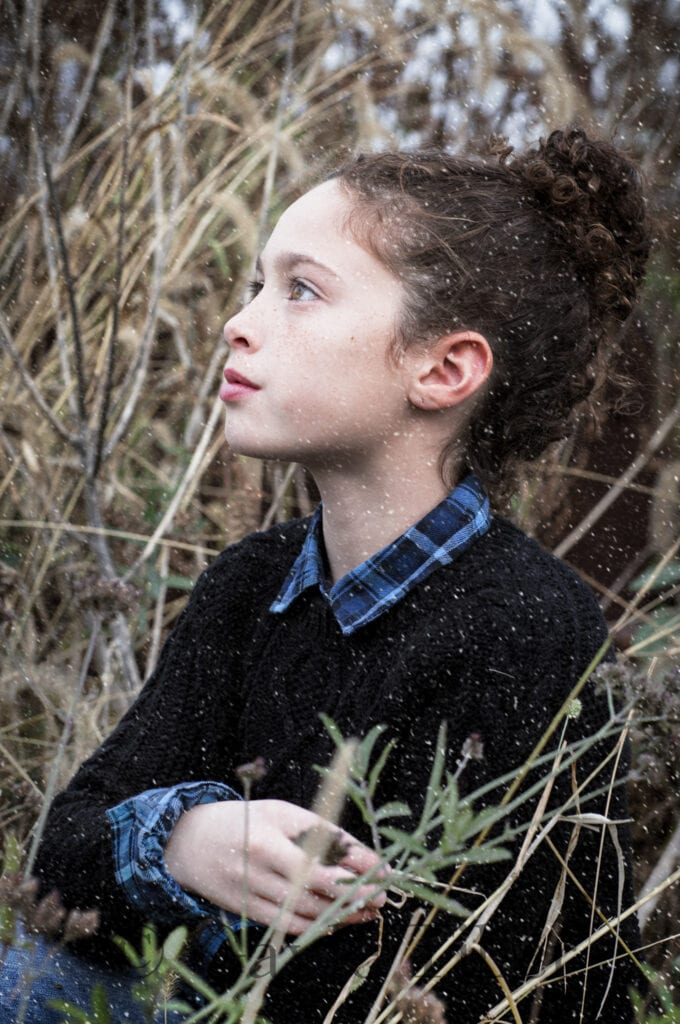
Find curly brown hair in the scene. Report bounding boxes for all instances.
[331,126,651,503]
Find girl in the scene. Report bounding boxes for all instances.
[1,125,650,1022]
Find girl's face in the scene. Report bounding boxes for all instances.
[221,179,415,474]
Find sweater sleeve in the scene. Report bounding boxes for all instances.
[32,548,249,954]
[107,781,243,929]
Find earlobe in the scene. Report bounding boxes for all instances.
[408,331,493,412]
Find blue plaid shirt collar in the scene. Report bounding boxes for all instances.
[269,472,491,636]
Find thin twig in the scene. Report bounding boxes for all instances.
[0,314,79,447]
[254,0,303,252]
[259,462,297,531]
[0,518,220,557]
[363,909,425,1024]
[122,394,225,581]
[470,943,523,1024]
[482,866,680,1021]
[8,0,89,443]
[92,0,134,477]
[145,545,169,680]
[102,13,190,463]
[53,0,117,165]
[554,393,680,558]
[25,621,101,877]
[637,817,680,932]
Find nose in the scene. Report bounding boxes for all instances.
[223,306,259,351]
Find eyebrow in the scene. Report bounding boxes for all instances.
[255,251,339,279]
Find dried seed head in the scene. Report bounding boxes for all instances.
[235,756,267,785]
[63,908,100,944]
[292,826,351,866]
[74,576,141,615]
[387,959,448,1023]
[398,991,448,1024]
[27,888,67,939]
[566,697,583,720]
[0,873,39,915]
[461,732,484,761]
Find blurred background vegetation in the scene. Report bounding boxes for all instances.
[0,0,678,1008]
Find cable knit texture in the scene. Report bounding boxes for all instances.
[33,515,638,1022]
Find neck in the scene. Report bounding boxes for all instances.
[310,455,460,584]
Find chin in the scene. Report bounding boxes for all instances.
[224,432,298,463]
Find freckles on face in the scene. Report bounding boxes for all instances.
[222,179,411,466]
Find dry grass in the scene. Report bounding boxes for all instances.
[0,0,678,1017]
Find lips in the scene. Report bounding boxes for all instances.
[220,366,261,403]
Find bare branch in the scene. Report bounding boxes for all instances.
[53,0,117,165]
[554,392,680,559]
[7,0,89,447]
[92,0,133,478]
[0,313,79,447]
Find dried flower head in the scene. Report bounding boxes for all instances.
[461,732,484,762]
[63,908,100,944]
[566,697,583,720]
[0,873,39,915]
[292,826,351,866]
[387,959,448,1024]
[73,575,141,615]
[26,888,67,939]
[235,756,268,785]
[0,874,99,946]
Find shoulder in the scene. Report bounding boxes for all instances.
[191,516,310,606]
[413,514,609,677]
[457,514,606,628]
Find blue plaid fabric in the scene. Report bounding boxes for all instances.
[270,472,491,634]
[107,781,247,937]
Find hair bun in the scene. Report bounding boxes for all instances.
[506,125,651,326]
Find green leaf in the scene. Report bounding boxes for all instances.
[367,737,398,798]
[163,924,188,961]
[630,606,680,656]
[90,981,112,1022]
[319,713,345,750]
[113,933,141,969]
[354,724,387,779]
[421,722,448,825]
[449,845,511,865]
[373,801,411,822]
[397,881,467,916]
[163,574,195,591]
[2,833,22,874]
[141,922,159,965]
[631,558,680,593]
[379,826,429,855]
[45,1000,90,1023]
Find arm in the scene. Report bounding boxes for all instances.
[32,552,247,944]
[34,547,384,949]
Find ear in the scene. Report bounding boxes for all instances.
[407,331,493,411]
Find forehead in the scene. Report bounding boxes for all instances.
[264,179,400,290]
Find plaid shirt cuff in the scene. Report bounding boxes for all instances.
[107,780,244,931]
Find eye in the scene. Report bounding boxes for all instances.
[243,278,263,303]
[288,277,318,302]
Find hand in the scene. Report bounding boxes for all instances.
[164,798,387,935]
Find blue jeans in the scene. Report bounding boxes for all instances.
[0,932,188,1024]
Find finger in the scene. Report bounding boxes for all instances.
[305,864,387,909]
[335,834,383,874]
[244,893,319,936]
[250,874,341,922]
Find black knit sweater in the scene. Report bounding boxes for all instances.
[35,515,639,1022]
